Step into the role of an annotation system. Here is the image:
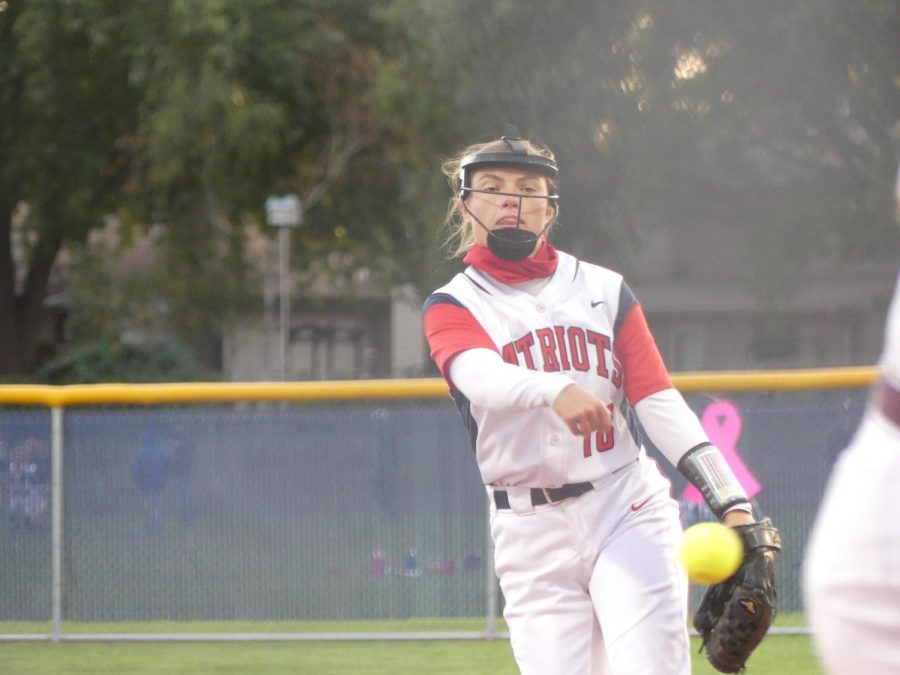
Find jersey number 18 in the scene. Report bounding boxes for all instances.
[583,404,615,457]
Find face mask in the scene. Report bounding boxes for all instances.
[485,226,542,260]
[460,189,557,260]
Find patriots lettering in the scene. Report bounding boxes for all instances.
[535,328,559,371]
[501,325,622,385]
[553,326,571,369]
[586,329,611,378]
[503,333,537,369]
[568,325,590,371]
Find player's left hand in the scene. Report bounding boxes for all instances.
[722,510,754,526]
[694,518,782,673]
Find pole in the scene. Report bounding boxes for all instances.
[51,406,64,642]
[266,194,301,381]
[279,226,290,381]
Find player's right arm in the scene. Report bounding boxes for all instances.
[422,294,608,437]
[452,349,610,437]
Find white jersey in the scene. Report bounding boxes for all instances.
[426,250,684,487]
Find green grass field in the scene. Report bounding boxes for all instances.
[0,616,823,674]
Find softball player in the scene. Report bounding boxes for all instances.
[422,135,759,675]
[804,166,900,675]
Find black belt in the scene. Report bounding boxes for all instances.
[877,379,900,427]
[493,482,594,510]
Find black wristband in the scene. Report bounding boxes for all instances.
[677,443,750,520]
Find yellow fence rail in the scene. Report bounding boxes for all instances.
[0,365,879,407]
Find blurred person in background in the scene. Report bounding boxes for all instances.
[132,426,169,533]
[804,161,900,674]
[8,437,50,530]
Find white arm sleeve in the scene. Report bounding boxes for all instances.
[448,348,576,411]
[634,388,708,466]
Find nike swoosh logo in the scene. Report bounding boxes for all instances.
[630,496,653,512]
[590,300,605,308]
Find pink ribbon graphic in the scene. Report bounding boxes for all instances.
[682,400,762,504]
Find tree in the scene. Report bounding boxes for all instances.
[84,0,444,368]
[0,1,143,373]
[0,0,445,376]
[597,0,900,284]
[395,0,900,285]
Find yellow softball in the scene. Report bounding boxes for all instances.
[678,521,744,585]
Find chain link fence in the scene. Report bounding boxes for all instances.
[0,375,871,639]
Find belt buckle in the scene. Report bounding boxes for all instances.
[540,487,565,506]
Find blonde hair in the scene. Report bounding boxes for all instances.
[440,138,558,258]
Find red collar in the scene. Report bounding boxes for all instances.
[463,240,559,284]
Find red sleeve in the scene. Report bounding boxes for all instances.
[422,298,498,382]
[614,303,673,405]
